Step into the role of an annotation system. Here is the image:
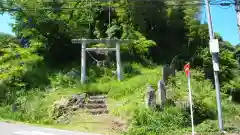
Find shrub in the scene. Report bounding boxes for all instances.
[127,107,186,135]
[126,69,218,135]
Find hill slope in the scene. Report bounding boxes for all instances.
[1,52,240,135]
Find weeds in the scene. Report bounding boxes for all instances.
[1,44,240,135]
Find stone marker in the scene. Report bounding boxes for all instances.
[162,65,175,84]
[66,70,80,78]
[12,103,17,112]
[156,80,166,106]
[229,88,240,103]
[229,88,233,102]
[145,85,156,108]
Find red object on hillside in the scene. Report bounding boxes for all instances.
[184,63,190,77]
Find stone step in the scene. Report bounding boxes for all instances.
[87,98,106,104]
[87,108,108,115]
[84,103,107,109]
[89,95,106,99]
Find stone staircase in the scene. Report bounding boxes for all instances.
[85,95,108,115]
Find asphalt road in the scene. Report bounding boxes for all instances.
[0,122,103,135]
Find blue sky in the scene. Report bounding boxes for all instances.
[0,13,14,35]
[206,5,239,45]
[0,5,239,45]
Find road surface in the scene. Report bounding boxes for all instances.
[0,122,103,135]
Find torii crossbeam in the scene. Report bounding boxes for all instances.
[71,38,129,84]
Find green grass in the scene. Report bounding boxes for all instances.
[0,66,161,134]
[1,46,240,135]
[124,70,240,135]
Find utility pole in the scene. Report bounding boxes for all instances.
[235,0,240,40]
[204,0,224,133]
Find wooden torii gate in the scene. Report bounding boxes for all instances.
[71,38,128,84]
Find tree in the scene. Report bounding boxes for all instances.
[0,32,18,49]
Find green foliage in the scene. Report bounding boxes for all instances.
[0,33,17,49]
[1,0,240,134]
[196,39,238,84]
[127,107,186,135]
[223,76,240,91]
[167,70,217,123]
[0,40,45,104]
[126,70,240,135]
[3,0,207,65]
[122,31,156,55]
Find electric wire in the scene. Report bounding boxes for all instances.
[214,0,234,9]
[0,0,237,12]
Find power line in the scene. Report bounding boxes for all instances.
[212,0,235,9]
[0,1,236,12]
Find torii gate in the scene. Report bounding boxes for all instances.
[71,38,128,84]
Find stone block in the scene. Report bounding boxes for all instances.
[156,80,166,106]
[162,64,175,83]
[145,85,156,108]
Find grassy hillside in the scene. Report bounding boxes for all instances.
[1,0,240,134]
[1,46,240,135]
